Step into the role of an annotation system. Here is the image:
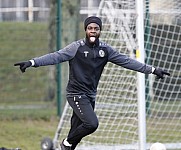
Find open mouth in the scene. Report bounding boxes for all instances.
[90,36,96,42]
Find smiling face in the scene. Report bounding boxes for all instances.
[85,23,101,44]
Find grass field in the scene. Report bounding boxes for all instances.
[0,22,60,149]
[0,108,58,150]
[0,22,51,103]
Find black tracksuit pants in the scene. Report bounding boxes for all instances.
[66,94,99,150]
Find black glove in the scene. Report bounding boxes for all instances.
[153,68,170,79]
[14,61,32,73]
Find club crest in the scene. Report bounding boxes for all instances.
[99,49,105,57]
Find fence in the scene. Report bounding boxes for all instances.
[0,0,50,22]
[0,0,102,22]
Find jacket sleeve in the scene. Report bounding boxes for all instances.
[107,45,153,74]
[33,41,80,67]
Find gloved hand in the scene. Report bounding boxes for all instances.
[14,61,32,73]
[153,68,170,79]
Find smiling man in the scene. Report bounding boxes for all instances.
[14,16,170,150]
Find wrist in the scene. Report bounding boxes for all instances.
[29,60,35,66]
[152,67,156,74]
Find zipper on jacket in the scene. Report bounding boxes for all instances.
[93,44,96,59]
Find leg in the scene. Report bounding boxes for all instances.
[68,111,82,149]
[59,110,82,150]
[66,94,98,149]
[68,111,82,137]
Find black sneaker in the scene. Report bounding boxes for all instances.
[58,140,71,150]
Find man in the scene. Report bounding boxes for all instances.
[14,16,170,150]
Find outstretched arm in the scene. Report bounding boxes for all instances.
[14,41,80,73]
[107,46,170,79]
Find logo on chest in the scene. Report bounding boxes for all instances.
[99,49,105,57]
[84,51,89,57]
[83,49,105,58]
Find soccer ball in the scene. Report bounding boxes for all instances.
[150,142,166,150]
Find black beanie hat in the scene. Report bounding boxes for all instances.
[84,16,102,31]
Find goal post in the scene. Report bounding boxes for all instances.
[53,0,181,149]
[136,0,146,150]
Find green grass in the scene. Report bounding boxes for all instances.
[0,22,50,103]
[0,107,59,149]
[0,22,59,149]
[0,119,57,150]
[0,106,56,120]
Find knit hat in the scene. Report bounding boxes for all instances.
[84,16,102,31]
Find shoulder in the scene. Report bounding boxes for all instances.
[99,41,108,48]
[99,40,114,52]
[64,39,84,51]
[99,40,114,50]
[76,39,85,46]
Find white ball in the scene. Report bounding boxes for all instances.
[150,142,166,150]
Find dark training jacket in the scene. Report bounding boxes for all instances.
[33,38,153,96]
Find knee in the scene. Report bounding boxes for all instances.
[90,120,99,131]
[84,119,99,133]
